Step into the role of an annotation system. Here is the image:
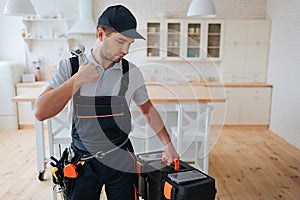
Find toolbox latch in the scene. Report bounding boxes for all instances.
[164,181,173,200]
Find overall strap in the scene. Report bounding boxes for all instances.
[69,56,79,76]
[68,56,129,95]
[118,59,129,96]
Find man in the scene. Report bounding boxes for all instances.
[35,4,178,200]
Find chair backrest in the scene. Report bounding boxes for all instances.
[130,104,148,136]
[47,102,72,157]
[175,103,213,172]
[176,104,213,137]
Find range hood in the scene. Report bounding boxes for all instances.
[69,0,96,34]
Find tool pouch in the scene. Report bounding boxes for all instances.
[63,145,84,199]
[50,145,84,199]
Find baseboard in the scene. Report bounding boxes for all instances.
[211,124,269,129]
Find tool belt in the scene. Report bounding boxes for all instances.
[74,138,129,161]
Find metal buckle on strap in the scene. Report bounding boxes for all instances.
[95,151,104,159]
[80,138,129,161]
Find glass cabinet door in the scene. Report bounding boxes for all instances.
[187,23,201,58]
[147,23,161,57]
[207,23,222,58]
[167,23,181,57]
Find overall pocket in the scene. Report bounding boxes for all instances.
[76,104,125,145]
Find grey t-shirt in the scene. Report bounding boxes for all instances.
[48,49,149,105]
[48,49,149,127]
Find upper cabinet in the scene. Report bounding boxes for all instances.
[166,21,182,58]
[186,22,201,58]
[222,20,271,83]
[146,20,223,61]
[147,22,161,58]
[206,22,222,59]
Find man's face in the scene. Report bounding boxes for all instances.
[101,31,135,63]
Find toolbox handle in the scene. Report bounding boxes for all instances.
[162,152,179,171]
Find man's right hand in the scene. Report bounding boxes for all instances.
[76,62,100,86]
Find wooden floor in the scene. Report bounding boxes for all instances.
[0,127,299,200]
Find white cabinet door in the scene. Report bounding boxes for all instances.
[185,21,203,59]
[246,20,270,44]
[210,87,272,125]
[240,96,270,125]
[240,88,271,125]
[224,89,241,124]
[204,22,223,60]
[224,20,247,44]
[164,20,183,60]
[222,43,246,74]
[146,22,162,59]
[222,20,270,83]
[244,43,269,74]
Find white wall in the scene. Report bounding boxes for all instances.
[266,0,300,149]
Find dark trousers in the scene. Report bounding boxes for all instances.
[66,141,138,200]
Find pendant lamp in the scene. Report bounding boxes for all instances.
[3,0,36,16]
[187,0,216,17]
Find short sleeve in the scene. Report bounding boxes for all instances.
[127,62,149,106]
[48,59,72,89]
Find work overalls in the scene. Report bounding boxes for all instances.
[67,58,138,200]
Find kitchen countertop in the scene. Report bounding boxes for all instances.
[202,82,273,88]
[161,81,272,88]
[12,81,226,103]
[12,80,272,103]
[15,81,272,88]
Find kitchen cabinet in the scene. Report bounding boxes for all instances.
[239,88,271,124]
[146,22,161,58]
[146,20,223,61]
[206,23,222,59]
[222,20,270,83]
[186,22,202,58]
[165,21,182,58]
[211,86,272,125]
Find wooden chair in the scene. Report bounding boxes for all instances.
[47,103,71,200]
[171,104,213,173]
[129,103,175,153]
[47,103,72,158]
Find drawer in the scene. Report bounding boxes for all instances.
[224,87,271,97]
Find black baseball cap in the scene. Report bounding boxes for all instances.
[97,5,145,40]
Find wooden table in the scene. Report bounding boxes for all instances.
[146,83,225,103]
[12,82,225,180]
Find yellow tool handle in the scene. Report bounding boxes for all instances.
[52,167,59,179]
